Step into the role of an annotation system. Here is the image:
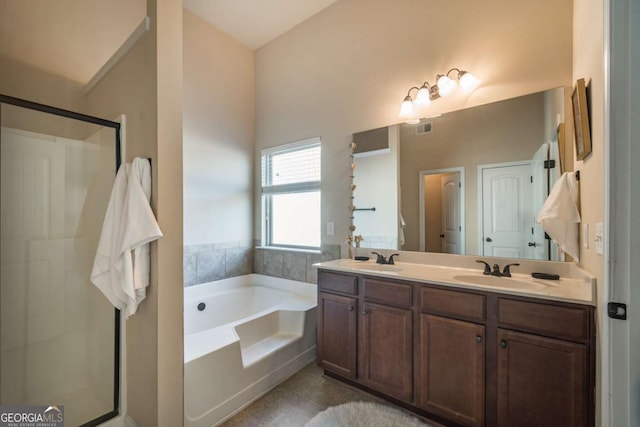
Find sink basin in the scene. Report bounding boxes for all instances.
[341,261,402,273]
[453,275,548,290]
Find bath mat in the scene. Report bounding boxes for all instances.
[305,401,432,427]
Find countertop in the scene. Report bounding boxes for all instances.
[313,258,596,306]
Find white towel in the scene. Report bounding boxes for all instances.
[399,213,406,247]
[535,172,580,261]
[91,157,163,318]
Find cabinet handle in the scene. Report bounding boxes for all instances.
[362,309,369,316]
[500,340,507,348]
[348,306,354,312]
[476,335,483,343]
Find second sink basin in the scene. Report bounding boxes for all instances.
[453,274,548,290]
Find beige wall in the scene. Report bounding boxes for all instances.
[154,1,183,425]
[573,0,605,424]
[573,0,604,293]
[400,93,547,253]
[85,27,161,427]
[254,0,573,250]
[182,10,255,246]
[0,55,89,139]
[86,0,184,425]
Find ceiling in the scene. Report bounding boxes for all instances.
[183,0,339,50]
[0,0,338,85]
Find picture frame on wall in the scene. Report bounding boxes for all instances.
[557,122,566,173]
[572,78,592,161]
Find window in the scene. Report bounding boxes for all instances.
[261,138,321,249]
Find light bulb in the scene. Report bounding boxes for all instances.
[437,75,457,97]
[414,85,432,108]
[459,72,480,93]
[398,95,414,119]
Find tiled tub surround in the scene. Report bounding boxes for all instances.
[184,243,341,286]
[184,241,253,286]
[254,245,341,284]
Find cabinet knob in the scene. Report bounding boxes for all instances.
[476,335,483,343]
[485,237,493,242]
[500,340,508,348]
[362,310,369,316]
[348,306,354,312]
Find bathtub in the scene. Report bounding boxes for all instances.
[184,274,317,427]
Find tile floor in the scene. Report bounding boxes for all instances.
[220,362,439,426]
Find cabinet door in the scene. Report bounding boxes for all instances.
[359,302,413,401]
[497,328,587,427]
[419,314,485,427]
[317,292,357,378]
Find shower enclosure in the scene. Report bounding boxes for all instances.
[0,95,121,426]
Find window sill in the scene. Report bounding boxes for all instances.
[255,246,322,255]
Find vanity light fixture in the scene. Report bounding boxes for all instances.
[398,68,480,123]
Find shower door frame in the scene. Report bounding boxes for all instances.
[0,94,122,427]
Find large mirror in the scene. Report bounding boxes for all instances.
[352,87,566,261]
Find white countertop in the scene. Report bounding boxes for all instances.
[313,259,596,306]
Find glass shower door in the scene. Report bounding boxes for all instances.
[0,98,120,426]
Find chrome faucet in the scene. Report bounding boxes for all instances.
[372,252,400,265]
[476,260,520,277]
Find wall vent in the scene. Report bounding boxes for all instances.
[416,122,433,135]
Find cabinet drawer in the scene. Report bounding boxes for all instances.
[364,278,413,307]
[498,298,589,342]
[318,271,358,295]
[421,286,485,322]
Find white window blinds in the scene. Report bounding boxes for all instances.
[262,139,321,194]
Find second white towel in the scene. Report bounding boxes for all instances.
[535,171,581,261]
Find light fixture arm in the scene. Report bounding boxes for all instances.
[405,86,421,99]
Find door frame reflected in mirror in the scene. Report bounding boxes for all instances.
[419,167,465,254]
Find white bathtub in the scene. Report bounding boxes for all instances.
[184,274,317,427]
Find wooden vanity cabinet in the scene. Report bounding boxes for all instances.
[419,286,487,427]
[495,298,593,427]
[316,269,595,427]
[317,272,415,399]
[359,277,414,401]
[496,329,587,427]
[317,271,358,378]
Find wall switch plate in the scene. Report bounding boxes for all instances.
[595,222,604,255]
[326,222,335,236]
[583,224,589,249]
